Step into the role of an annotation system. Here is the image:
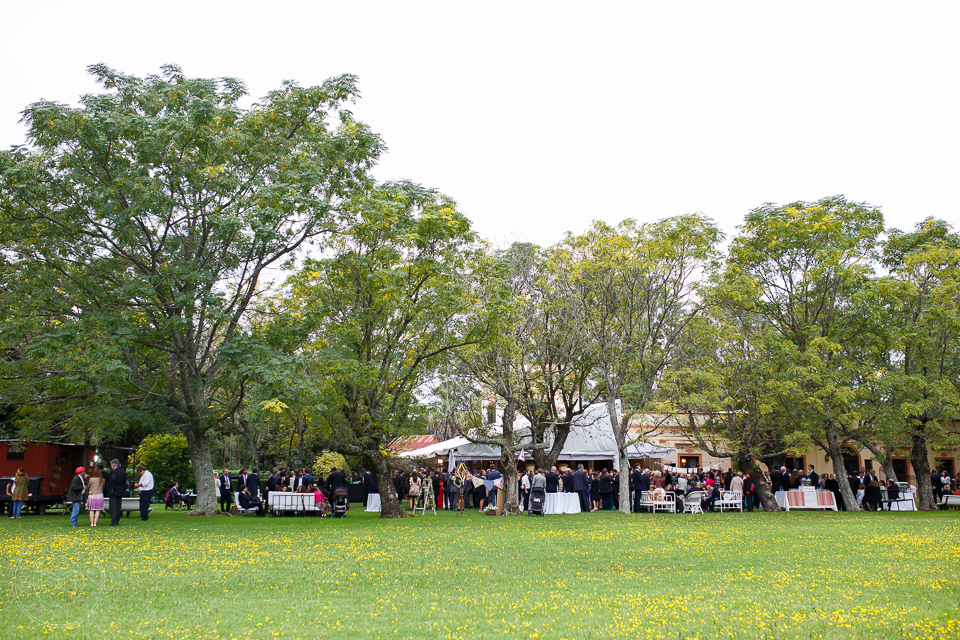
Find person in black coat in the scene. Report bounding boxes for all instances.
[636,469,651,493]
[631,466,644,513]
[770,467,783,493]
[218,469,233,512]
[238,486,265,516]
[563,470,574,493]
[392,471,407,502]
[545,468,560,493]
[807,465,820,490]
[930,471,943,501]
[246,468,262,498]
[599,469,615,510]
[702,485,721,512]
[327,468,347,494]
[885,480,901,510]
[572,464,590,513]
[863,480,882,511]
[106,459,128,526]
[431,472,441,505]
[589,472,601,512]
[362,470,378,503]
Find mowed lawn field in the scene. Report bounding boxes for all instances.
[1,506,958,640]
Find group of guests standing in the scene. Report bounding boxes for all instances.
[214,466,362,516]
[6,461,153,526]
[66,462,153,525]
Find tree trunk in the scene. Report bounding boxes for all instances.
[825,422,860,512]
[534,423,571,471]
[740,453,780,512]
[368,450,409,519]
[499,399,522,516]
[910,428,936,511]
[182,426,218,517]
[617,448,631,513]
[859,440,897,483]
[608,398,631,515]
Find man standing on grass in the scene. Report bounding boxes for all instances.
[106,459,127,526]
[133,465,154,521]
[246,468,262,498]
[770,466,784,493]
[807,465,820,490]
[67,467,86,527]
[546,467,560,493]
[486,465,501,508]
[219,469,232,512]
[573,464,590,513]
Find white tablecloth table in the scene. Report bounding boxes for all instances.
[543,492,581,514]
[365,493,381,512]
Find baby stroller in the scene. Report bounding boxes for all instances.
[332,487,349,518]
[528,486,546,516]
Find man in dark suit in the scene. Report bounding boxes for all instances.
[289,469,303,492]
[770,467,783,493]
[246,468,261,498]
[563,470,574,493]
[238,485,265,516]
[327,468,347,494]
[486,466,501,508]
[930,471,943,501]
[267,470,279,492]
[631,465,644,513]
[545,467,560,493]
[599,469,615,510]
[219,469,233,512]
[106,459,128,526]
[304,469,316,487]
[572,464,590,513]
[362,470,378,506]
[807,465,820,489]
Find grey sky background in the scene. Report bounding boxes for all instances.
[2,2,957,247]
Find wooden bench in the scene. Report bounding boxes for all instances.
[938,494,960,510]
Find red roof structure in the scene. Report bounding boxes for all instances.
[388,435,439,454]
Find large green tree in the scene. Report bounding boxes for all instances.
[0,64,383,515]
[278,181,483,518]
[874,218,960,510]
[724,196,884,511]
[558,215,722,513]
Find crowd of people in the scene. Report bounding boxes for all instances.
[385,462,959,514]
[7,460,153,527]
[6,459,956,524]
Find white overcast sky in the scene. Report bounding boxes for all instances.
[2,2,958,247]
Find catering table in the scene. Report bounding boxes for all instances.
[543,492,581,514]
[365,493,381,512]
[775,489,838,511]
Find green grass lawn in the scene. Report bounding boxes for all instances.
[1,506,958,639]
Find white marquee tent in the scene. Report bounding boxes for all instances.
[400,402,676,470]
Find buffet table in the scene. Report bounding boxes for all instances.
[543,492,581,514]
[775,489,838,511]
